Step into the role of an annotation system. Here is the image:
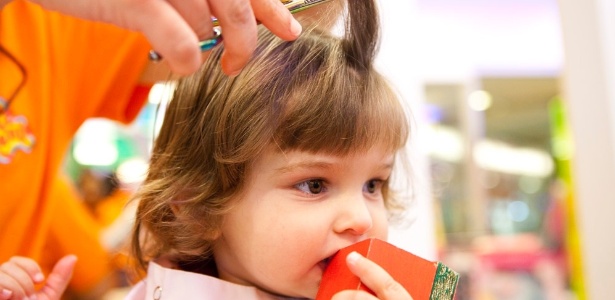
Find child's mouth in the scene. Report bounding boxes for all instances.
[318,256,333,271]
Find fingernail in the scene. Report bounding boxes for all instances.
[227,69,242,77]
[33,272,44,283]
[29,295,38,300]
[221,55,243,77]
[347,251,361,265]
[67,254,78,263]
[290,18,302,37]
[1,289,12,298]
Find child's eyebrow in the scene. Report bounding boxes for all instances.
[379,163,394,171]
[275,161,334,174]
[275,161,394,174]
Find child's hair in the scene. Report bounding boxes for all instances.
[132,0,410,270]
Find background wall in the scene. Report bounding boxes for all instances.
[558,0,615,298]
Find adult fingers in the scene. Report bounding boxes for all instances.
[345,252,413,300]
[166,0,214,40]
[292,0,345,31]
[161,0,301,76]
[34,0,204,75]
[252,0,302,41]
[38,255,77,300]
[121,0,204,75]
[208,0,259,76]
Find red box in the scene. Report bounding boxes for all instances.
[316,238,458,300]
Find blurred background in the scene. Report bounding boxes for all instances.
[58,0,614,299]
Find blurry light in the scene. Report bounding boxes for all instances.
[491,201,515,234]
[74,142,118,166]
[73,118,119,166]
[507,200,530,222]
[474,140,554,177]
[425,103,444,124]
[117,158,149,184]
[148,82,176,105]
[479,171,500,189]
[432,162,454,183]
[426,126,554,177]
[148,83,176,145]
[551,136,574,160]
[75,118,117,140]
[426,125,464,162]
[518,176,542,194]
[467,90,493,111]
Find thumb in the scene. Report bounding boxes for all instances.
[38,255,77,300]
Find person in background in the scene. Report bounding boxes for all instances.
[0,0,342,298]
[39,175,120,300]
[40,170,143,300]
[75,169,141,293]
[77,170,124,227]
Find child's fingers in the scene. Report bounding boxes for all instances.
[331,289,379,300]
[0,256,43,298]
[0,287,13,300]
[0,271,27,299]
[38,255,77,300]
[8,256,45,283]
[345,251,413,300]
[0,274,23,299]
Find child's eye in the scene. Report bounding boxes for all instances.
[295,179,326,194]
[364,179,384,194]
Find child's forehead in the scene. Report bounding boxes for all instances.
[254,145,397,170]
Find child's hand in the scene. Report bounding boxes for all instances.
[331,251,413,300]
[0,255,76,300]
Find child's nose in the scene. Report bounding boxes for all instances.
[332,194,373,236]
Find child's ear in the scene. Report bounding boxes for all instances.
[169,202,181,216]
[207,228,222,241]
[169,200,222,241]
[168,190,191,216]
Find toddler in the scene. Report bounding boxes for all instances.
[129,0,412,298]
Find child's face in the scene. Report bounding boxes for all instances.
[212,146,394,298]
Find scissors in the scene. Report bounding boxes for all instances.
[148,0,333,61]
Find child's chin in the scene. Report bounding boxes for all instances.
[272,288,317,300]
[261,278,320,299]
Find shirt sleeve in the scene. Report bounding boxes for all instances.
[47,12,154,127]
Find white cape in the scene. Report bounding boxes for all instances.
[125,261,306,300]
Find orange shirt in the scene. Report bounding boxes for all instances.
[40,175,114,294]
[94,189,132,228]
[0,0,151,262]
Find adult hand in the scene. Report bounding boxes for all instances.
[331,251,413,300]
[30,0,303,76]
[0,255,76,300]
